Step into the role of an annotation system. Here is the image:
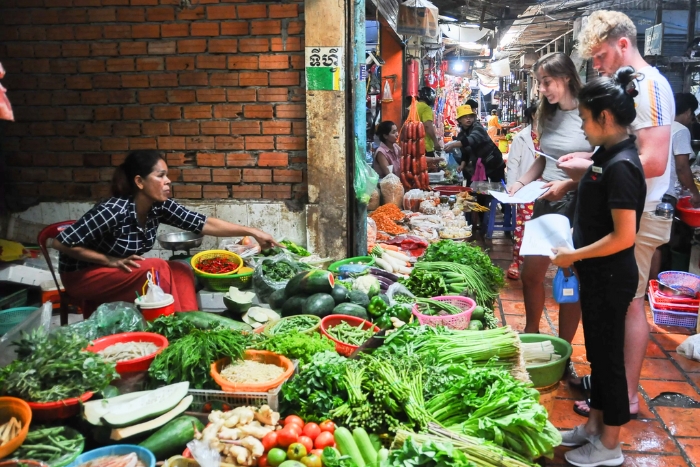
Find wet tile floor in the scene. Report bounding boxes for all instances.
[480,234,700,466]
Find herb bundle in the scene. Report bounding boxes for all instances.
[252,330,336,364]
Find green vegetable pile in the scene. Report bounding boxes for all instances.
[252,330,336,364]
[13,426,84,464]
[399,270,447,298]
[281,239,311,257]
[148,314,216,341]
[0,330,118,402]
[262,259,299,282]
[382,437,477,467]
[266,315,319,335]
[326,321,376,346]
[420,240,505,291]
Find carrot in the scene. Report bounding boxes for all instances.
[379,243,400,251]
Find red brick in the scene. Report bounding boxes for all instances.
[166,56,195,71]
[148,41,176,54]
[191,23,219,36]
[165,168,180,182]
[123,106,150,119]
[136,57,164,71]
[243,104,273,119]
[263,184,292,199]
[154,105,183,119]
[258,88,288,102]
[173,185,202,199]
[203,185,229,199]
[62,9,88,23]
[232,185,261,199]
[65,107,93,121]
[106,57,134,72]
[127,137,157,150]
[197,153,226,166]
[176,6,204,20]
[196,89,227,103]
[25,91,53,105]
[237,4,266,18]
[77,59,105,74]
[270,71,299,86]
[73,168,100,182]
[251,20,281,35]
[172,122,200,135]
[62,42,90,57]
[239,38,269,53]
[242,168,270,183]
[74,138,101,151]
[29,123,55,136]
[48,26,76,40]
[130,0,158,4]
[290,55,304,70]
[177,39,206,53]
[244,136,274,150]
[271,37,302,52]
[182,168,211,182]
[147,7,175,21]
[66,76,92,89]
[213,104,242,118]
[48,168,73,182]
[228,56,258,70]
[201,121,230,135]
[185,136,214,150]
[100,167,116,181]
[257,152,288,167]
[262,121,292,135]
[93,74,122,88]
[103,0,131,4]
[238,72,267,87]
[276,136,305,150]
[18,28,48,42]
[103,137,129,151]
[95,107,121,120]
[75,0,102,6]
[230,120,261,135]
[292,121,305,135]
[91,43,119,56]
[117,7,145,22]
[120,42,148,55]
[22,59,50,73]
[259,55,289,70]
[112,122,140,136]
[165,153,185,166]
[161,23,189,37]
[142,122,170,135]
[288,20,304,35]
[37,75,64,90]
[216,136,245,150]
[132,24,160,38]
[269,4,298,18]
[210,73,239,86]
[35,43,62,58]
[221,21,248,35]
[208,39,237,54]
[122,74,150,87]
[158,136,186,150]
[103,25,132,39]
[81,90,109,104]
[179,72,209,86]
[212,168,242,183]
[183,105,212,119]
[83,123,112,137]
[109,89,135,104]
[196,56,227,69]
[273,168,302,183]
[6,44,33,57]
[276,104,304,118]
[207,5,236,19]
[227,89,257,102]
[89,8,117,22]
[168,89,195,103]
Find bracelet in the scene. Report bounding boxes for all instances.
[515,180,525,187]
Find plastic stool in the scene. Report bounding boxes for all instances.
[484,198,516,239]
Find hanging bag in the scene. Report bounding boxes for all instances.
[553,267,579,304]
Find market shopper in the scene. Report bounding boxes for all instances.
[52,150,279,314]
[487,109,502,143]
[562,10,674,421]
[505,102,539,279]
[507,52,593,343]
[552,67,645,467]
[373,121,402,178]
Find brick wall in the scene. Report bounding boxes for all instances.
[0,0,307,208]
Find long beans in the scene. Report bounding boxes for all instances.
[414,262,498,308]
[415,298,464,316]
[326,322,375,346]
[13,426,84,464]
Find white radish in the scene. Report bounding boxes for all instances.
[396,266,412,275]
[373,256,394,273]
[384,249,413,263]
[382,253,405,270]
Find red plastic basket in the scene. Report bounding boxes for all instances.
[648,281,700,312]
[85,332,169,374]
[320,315,380,357]
[411,296,476,330]
[27,392,93,421]
[676,196,700,228]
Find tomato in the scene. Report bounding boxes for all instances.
[259,455,270,467]
[262,431,278,451]
[319,420,335,434]
[310,449,324,458]
[300,454,322,467]
[314,431,335,450]
[286,423,303,436]
[302,423,321,440]
[277,427,299,448]
[267,448,287,467]
[284,415,305,427]
[298,435,314,453]
[287,443,308,461]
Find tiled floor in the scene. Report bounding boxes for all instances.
[480,234,700,467]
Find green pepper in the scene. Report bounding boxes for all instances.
[374,313,394,330]
[386,304,412,323]
[368,295,388,318]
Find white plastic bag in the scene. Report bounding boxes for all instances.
[144,274,166,303]
[677,334,700,362]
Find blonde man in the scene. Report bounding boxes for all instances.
[557,10,674,466]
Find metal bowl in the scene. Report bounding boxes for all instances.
[658,280,696,298]
[157,231,203,251]
[691,140,700,153]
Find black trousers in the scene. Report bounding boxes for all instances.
[576,254,638,427]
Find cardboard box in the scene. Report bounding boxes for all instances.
[397,2,439,38]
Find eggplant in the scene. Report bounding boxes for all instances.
[369,267,399,282]
[373,275,394,290]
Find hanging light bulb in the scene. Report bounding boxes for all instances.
[453,61,464,72]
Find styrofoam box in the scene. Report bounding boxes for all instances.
[197,290,226,312]
[0,265,54,286]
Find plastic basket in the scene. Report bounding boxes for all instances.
[85,332,169,375]
[411,296,476,330]
[320,315,380,357]
[676,196,700,228]
[191,250,242,276]
[187,385,283,413]
[27,391,94,422]
[227,267,254,290]
[68,445,155,467]
[0,306,39,336]
[328,256,375,274]
[651,304,699,329]
[648,281,700,312]
[0,397,32,459]
[211,350,294,392]
[657,271,700,296]
[0,285,28,311]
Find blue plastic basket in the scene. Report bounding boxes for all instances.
[67,445,155,467]
[651,303,698,329]
[658,271,700,297]
[0,306,39,336]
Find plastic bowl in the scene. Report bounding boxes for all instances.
[676,196,700,228]
[263,315,321,336]
[328,256,375,274]
[67,445,155,467]
[211,350,294,393]
[320,315,380,357]
[0,397,32,459]
[85,332,169,374]
[519,334,573,388]
[27,392,94,422]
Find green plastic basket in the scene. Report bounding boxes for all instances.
[0,306,39,336]
[198,268,254,293]
[328,256,375,273]
[519,334,573,387]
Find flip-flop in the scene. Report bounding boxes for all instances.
[570,375,592,393]
[573,399,639,419]
[507,263,520,280]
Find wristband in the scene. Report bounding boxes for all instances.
[515,180,525,187]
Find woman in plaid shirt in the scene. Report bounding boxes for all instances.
[53,150,279,314]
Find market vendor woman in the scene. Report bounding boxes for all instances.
[52,150,279,313]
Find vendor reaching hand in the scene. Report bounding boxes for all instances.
[444,104,505,183]
[52,150,280,314]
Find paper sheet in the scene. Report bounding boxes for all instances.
[520,214,575,256]
[488,181,549,204]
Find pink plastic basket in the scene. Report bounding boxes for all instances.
[411,296,476,330]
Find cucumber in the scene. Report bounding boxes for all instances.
[352,428,377,466]
[285,270,335,297]
[377,448,389,463]
[330,284,349,304]
[347,290,370,308]
[468,320,484,331]
[282,295,308,317]
[335,427,366,467]
[471,306,485,321]
[302,293,336,318]
[332,303,369,320]
[139,415,205,460]
[268,288,288,311]
[101,382,190,428]
[174,311,252,332]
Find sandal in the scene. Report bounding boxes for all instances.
[507,262,520,280]
[573,399,639,419]
[570,375,592,394]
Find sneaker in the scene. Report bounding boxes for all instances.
[560,424,591,447]
[565,436,624,467]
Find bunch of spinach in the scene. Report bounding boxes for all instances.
[261,259,299,281]
[399,270,447,298]
[419,240,504,291]
[252,331,336,364]
[382,438,477,467]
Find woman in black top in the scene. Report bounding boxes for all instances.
[550,68,645,466]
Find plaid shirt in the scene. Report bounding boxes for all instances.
[56,197,207,273]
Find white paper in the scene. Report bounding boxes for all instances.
[488,181,549,204]
[534,150,559,163]
[519,214,574,256]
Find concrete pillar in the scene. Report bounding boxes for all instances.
[304,0,349,258]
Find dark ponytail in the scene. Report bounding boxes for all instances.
[375,121,396,144]
[579,66,639,127]
[111,150,164,197]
